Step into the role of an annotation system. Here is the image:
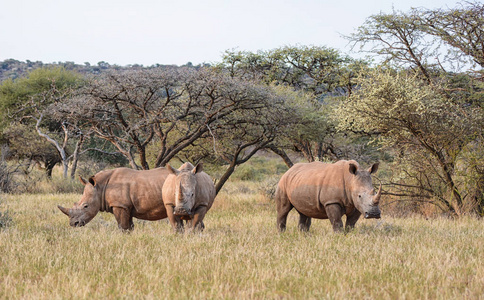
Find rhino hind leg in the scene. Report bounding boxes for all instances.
[298,213,311,232]
[275,189,293,232]
[345,210,361,232]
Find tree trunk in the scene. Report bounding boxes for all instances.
[45,159,57,178]
[35,114,70,178]
[266,144,293,168]
[215,164,236,195]
[294,140,315,162]
[138,146,149,170]
[70,134,85,179]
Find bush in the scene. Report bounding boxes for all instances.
[0,209,12,229]
[0,197,12,229]
[0,145,19,193]
[231,155,288,182]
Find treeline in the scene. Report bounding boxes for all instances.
[0,58,200,82]
[1,1,483,215]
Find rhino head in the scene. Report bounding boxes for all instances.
[348,162,382,219]
[166,163,203,217]
[58,176,102,227]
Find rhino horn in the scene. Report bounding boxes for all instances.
[58,205,70,216]
[373,184,382,205]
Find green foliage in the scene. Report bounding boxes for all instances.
[219,46,374,163]
[0,208,12,229]
[0,145,16,193]
[0,66,83,129]
[335,70,484,213]
[417,1,484,68]
[229,156,288,181]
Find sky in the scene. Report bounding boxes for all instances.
[0,0,463,67]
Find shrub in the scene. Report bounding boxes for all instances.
[0,197,12,229]
[0,145,19,193]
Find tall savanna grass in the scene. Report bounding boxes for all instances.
[1,176,484,299]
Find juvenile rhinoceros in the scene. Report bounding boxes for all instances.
[58,167,171,230]
[275,160,382,233]
[162,162,216,233]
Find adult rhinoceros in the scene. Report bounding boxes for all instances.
[58,167,171,230]
[162,162,216,233]
[275,160,382,233]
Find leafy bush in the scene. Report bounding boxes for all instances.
[0,197,12,229]
[0,146,19,193]
[0,208,12,229]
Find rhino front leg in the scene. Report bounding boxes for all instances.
[345,210,361,232]
[325,203,344,233]
[189,206,208,232]
[113,207,134,231]
[165,205,184,233]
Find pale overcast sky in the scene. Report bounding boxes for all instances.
[0,0,462,66]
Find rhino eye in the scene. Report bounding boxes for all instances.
[83,204,89,209]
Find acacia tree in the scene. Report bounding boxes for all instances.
[0,67,84,178]
[219,46,369,165]
[348,1,484,79]
[56,68,181,170]
[55,66,291,187]
[336,70,483,214]
[418,1,484,69]
[175,84,292,194]
[345,1,484,214]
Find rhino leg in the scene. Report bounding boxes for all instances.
[345,210,361,232]
[298,213,311,232]
[113,207,134,231]
[275,189,293,232]
[325,204,344,233]
[190,206,208,232]
[166,205,184,233]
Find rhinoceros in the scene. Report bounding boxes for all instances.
[275,160,382,233]
[162,162,216,233]
[58,167,171,230]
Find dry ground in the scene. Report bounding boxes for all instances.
[1,181,483,299]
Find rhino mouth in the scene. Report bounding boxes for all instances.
[71,220,86,227]
[174,207,192,217]
[364,212,381,219]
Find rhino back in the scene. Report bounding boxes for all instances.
[195,172,216,209]
[162,171,215,209]
[279,161,352,219]
[104,167,171,220]
[161,174,176,206]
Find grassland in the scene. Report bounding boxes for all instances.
[1,179,484,299]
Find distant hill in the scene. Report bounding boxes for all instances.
[0,59,204,82]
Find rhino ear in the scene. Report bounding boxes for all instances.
[166,164,180,175]
[192,163,203,174]
[349,163,358,175]
[88,176,96,186]
[368,162,379,174]
[79,175,88,186]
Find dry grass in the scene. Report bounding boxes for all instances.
[1,181,484,299]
